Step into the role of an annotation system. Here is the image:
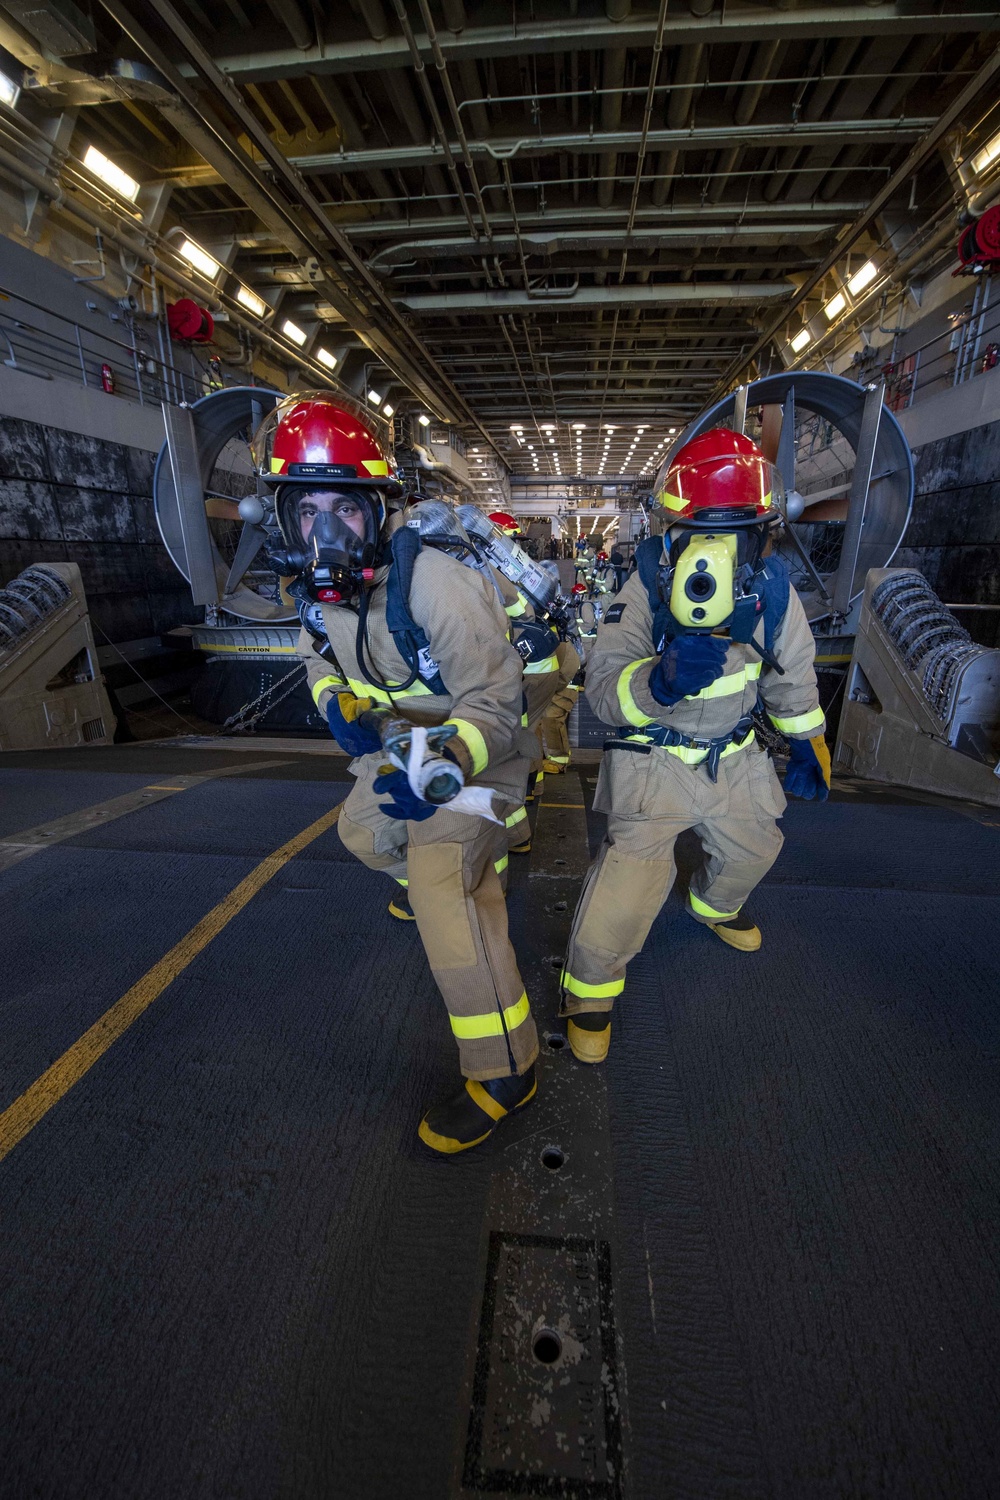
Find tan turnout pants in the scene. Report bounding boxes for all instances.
[338,750,537,1079]
[539,641,582,769]
[561,741,785,1013]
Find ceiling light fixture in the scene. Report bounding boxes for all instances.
[847,260,878,297]
[236,284,268,318]
[824,290,847,321]
[382,402,395,418]
[82,144,139,204]
[316,346,338,370]
[790,327,811,354]
[418,414,431,426]
[177,236,222,281]
[972,130,1000,176]
[368,389,383,406]
[282,318,307,347]
[0,67,20,108]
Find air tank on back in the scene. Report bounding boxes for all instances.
[455,506,559,615]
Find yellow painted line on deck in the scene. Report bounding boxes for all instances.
[540,803,586,809]
[0,801,343,1165]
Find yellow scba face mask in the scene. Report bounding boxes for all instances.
[669,532,738,631]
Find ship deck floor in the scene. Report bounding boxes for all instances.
[1,740,998,1500]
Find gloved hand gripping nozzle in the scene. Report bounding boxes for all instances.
[357,708,465,805]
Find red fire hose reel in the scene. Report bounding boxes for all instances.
[167,298,215,343]
[955,207,1000,274]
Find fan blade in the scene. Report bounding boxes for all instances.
[206,497,241,520]
[760,404,782,463]
[222,522,268,596]
[775,384,796,493]
[799,498,850,523]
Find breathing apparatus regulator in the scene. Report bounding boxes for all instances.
[253,391,400,612]
[652,429,785,669]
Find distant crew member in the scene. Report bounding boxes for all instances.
[560,429,830,1064]
[609,545,626,592]
[258,394,539,1153]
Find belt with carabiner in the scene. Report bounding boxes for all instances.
[604,713,755,782]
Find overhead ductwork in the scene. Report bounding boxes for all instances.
[398,282,793,311]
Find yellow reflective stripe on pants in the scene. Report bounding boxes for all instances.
[505,805,528,829]
[560,970,625,1000]
[689,891,741,921]
[769,705,826,735]
[619,728,756,765]
[494,854,509,875]
[450,992,530,1041]
[617,658,656,727]
[523,656,559,674]
[311,674,344,709]
[395,877,408,887]
[690,660,762,701]
[446,717,489,775]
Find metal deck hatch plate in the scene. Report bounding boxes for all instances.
[463,1231,624,1498]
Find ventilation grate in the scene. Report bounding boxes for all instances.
[82,717,105,743]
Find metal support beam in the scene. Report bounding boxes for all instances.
[833,383,884,616]
[399,282,793,311]
[191,5,1000,83]
[289,117,932,176]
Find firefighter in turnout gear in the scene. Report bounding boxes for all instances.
[560,429,829,1065]
[258,395,539,1152]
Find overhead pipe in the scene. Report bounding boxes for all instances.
[355,0,390,40]
[265,0,313,51]
[104,0,485,431]
[709,38,1000,400]
[413,0,495,245]
[598,50,627,210]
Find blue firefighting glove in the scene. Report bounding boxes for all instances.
[374,767,437,822]
[326,693,381,757]
[784,735,831,801]
[649,634,729,706]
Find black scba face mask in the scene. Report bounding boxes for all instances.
[662,514,770,642]
[270,488,381,606]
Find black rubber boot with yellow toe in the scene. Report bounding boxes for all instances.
[704,908,761,952]
[418,1066,537,1155]
[388,889,416,921]
[510,837,532,855]
[566,1011,612,1064]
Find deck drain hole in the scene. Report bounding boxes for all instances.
[549,956,563,970]
[545,1033,566,1050]
[554,858,566,865]
[540,1146,565,1171]
[554,900,567,911]
[532,1329,562,1365]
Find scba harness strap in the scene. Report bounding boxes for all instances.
[383,526,448,694]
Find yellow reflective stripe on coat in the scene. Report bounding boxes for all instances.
[445,717,489,775]
[449,992,531,1040]
[494,854,509,875]
[689,891,741,921]
[617,658,656,726]
[690,660,762,701]
[523,655,560,675]
[505,595,529,618]
[560,970,625,999]
[344,675,435,705]
[769,705,825,735]
[311,673,344,708]
[505,805,528,829]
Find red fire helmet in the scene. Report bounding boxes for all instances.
[655,428,782,526]
[488,511,519,535]
[253,392,398,491]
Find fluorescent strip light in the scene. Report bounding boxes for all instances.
[972,130,1000,176]
[0,69,19,109]
[316,346,338,370]
[382,402,394,417]
[282,319,307,346]
[236,283,267,318]
[83,144,139,203]
[824,291,847,321]
[847,260,877,297]
[418,414,431,426]
[368,389,383,405]
[177,236,221,281]
[790,327,811,353]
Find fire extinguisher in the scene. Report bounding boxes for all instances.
[101,363,115,394]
